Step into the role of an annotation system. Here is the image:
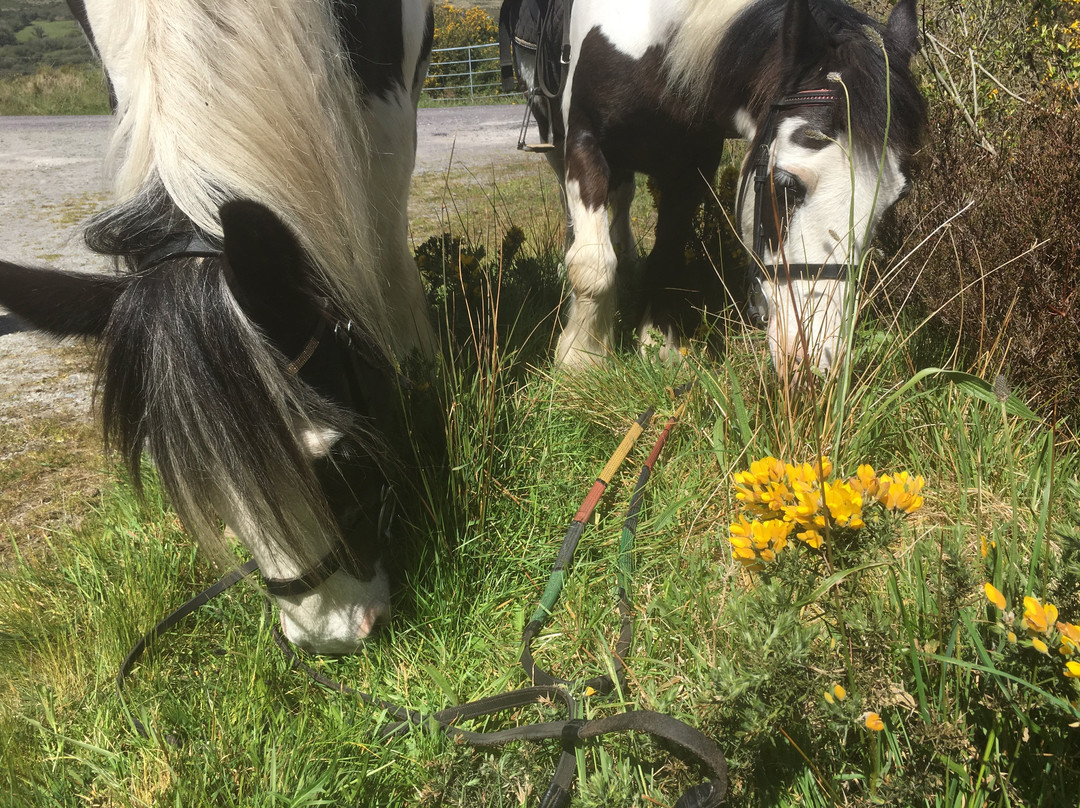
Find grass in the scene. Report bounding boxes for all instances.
[13,20,79,42]
[0,63,108,115]
[2,156,1080,807]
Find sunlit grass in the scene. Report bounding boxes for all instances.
[1,159,1078,807]
[0,64,109,116]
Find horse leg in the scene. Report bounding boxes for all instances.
[608,173,636,263]
[637,175,707,358]
[556,131,616,366]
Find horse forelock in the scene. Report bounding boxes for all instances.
[82,0,394,357]
[758,0,926,158]
[96,257,389,570]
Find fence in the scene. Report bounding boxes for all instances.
[423,41,506,103]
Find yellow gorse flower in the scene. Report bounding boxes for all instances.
[823,480,864,528]
[727,456,924,563]
[876,471,925,513]
[1057,622,1080,656]
[984,583,1007,611]
[851,464,879,497]
[1065,660,1080,679]
[863,712,885,731]
[1022,596,1058,635]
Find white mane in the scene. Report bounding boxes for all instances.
[664,0,757,102]
[82,0,388,352]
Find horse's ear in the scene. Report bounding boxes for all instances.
[0,260,125,337]
[884,0,920,66]
[220,199,319,334]
[780,0,828,79]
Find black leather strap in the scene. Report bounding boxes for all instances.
[137,232,222,272]
[116,559,258,739]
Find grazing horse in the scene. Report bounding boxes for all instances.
[0,0,437,654]
[507,0,925,375]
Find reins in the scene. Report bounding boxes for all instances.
[116,383,728,807]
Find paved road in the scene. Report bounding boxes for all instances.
[0,104,530,266]
[415,104,535,173]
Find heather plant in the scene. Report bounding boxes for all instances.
[875,0,1080,425]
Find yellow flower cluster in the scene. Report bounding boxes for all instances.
[728,456,925,564]
[984,585,1080,679]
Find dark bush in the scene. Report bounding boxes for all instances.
[880,92,1080,427]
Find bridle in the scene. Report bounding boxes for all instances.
[736,87,845,327]
[260,483,398,597]
[136,233,396,599]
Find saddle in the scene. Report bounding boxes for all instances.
[499,0,572,99]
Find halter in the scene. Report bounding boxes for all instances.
[261,484,397,597]
[737,88,844,326]
[136,231,223,271]
[135,233,396,599]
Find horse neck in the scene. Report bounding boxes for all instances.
[663,0,772,106]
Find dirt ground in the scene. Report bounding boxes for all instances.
[0,105,541,548]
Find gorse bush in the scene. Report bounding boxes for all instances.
[874,0,1080,426]
[426,2,500,100]
[727,455,924,564]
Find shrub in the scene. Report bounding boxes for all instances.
[426,2,499,101]
[883,105,1080,425]
[871,0,1080,426]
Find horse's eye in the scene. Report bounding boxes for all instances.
[772,169,806,207]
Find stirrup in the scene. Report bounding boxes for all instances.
[517,93,556,153]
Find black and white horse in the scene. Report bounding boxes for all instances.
[507,0,924,375]
[0,0,436,654]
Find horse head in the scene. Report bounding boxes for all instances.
[0,200,405,654]
[736,0,924,380]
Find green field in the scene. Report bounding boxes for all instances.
[13,18,77,41]
[2,152,1079,805]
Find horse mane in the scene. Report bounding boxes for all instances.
[79,0,398,570]
[666,0,925,157]
[663,0,757,102]
[88,0,389,356]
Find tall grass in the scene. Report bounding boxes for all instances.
[2,153,1079,807]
